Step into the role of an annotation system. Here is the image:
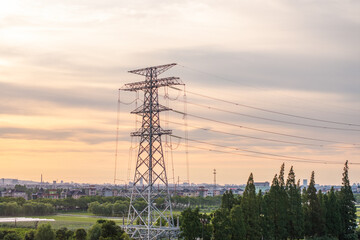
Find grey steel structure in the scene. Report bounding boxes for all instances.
[121,63,182,239]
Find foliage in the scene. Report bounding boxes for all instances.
[4,232,22,240]
[220,190,236,211]
[241,173,261,239]
[73,228,87,240]
[25,230,36,240]
[180,208,202,240]
[338,160,357,240]
[0,201,54,216]
[229,205,246,240]
[87,220,127,240]
[286,166,304,239]
[35,223,56,240]
[212,208,231,240]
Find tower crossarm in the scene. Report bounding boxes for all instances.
[128,63,177,76]
[121,77,183,91]
[130,104,171,115]
[130,129,172,137]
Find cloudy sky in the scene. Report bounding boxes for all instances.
[0,0,359,185]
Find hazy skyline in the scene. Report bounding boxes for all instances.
[0,0,359,185]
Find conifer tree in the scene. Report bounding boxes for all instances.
[303,171,323,237]
[267,174,287,239]
[241,173,261,240]
[325,187,341,237]
[221,190,235,211]
[317,190,327,236]
[230,205,246,240]
[212,208,232,240]
[286,166,304,239]
[339,160,357,240]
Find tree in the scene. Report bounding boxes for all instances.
[100,220,125,239]
[180,208,202,240]
[55,227,68,240]
[88,223,102,240]
[35,224,56,240]
[266,174,287,239]
[317,190,327,236]
[303,171,324,237]
[221,190,235,211]
[241,173,261,240]
[325,187,341,237]
[212,208,231,240]
[286,167,304,239]
[73,229,87,240]
[230,205,246,240]
[339,160,357,240]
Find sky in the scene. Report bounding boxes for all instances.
[0,0,359,185]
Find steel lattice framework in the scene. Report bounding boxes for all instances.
[121,63,182,240]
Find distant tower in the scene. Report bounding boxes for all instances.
[121,63,183,239]
[213,169,216,190]
[41,174,43,184]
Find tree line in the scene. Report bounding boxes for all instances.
[0,202,54,216]
[180,161,359,240]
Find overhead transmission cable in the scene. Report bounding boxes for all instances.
[169,86,360,127]
[177,64,360,118]
[170,109,360,146]
[175,142,359,166]
[167,98,360,132]
[163,119,359,149]
[170,135,360,166]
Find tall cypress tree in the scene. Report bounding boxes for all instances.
[325,187,341,237]
[317,190,327,236]
[304,171,323,237]
[241,173,261,240]
[339,160,357,240]
[286,166,304,239]
[212,208,232,240]
[221,190,235,211]
[230,205,246,240]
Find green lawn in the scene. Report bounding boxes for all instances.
[0,213,125,230]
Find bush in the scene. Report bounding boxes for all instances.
[25,230,35,240]
[4,232,22,240]
[73,228,87,240]
[35,224,55,240]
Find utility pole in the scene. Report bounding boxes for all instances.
[121,63,183,240]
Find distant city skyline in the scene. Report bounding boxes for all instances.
[0,1,359,185]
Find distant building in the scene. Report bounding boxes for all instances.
[254,182,270,193]
[85,185,97,196]
[1,189,28,200]
[303,179,308,186]
[102,188,113,197]
[43,189,59,199]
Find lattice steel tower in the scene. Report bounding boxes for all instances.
[121,63,182,239]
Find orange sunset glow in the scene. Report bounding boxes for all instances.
[1,1,359,185]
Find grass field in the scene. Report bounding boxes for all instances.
[0,213,125,230]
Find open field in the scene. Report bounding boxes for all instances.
[0,213,125,230]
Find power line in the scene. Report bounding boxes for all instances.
[171,135,360,165]
[177,142,359,166]
[170,109,360,146]
[168,98,360,132]
[177,64,360,118]
[169,86,360,127]
[163,119,360,150]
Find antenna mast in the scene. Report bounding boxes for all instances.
[121,63,182,239]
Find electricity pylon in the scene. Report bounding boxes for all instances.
[121,63,182,239]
